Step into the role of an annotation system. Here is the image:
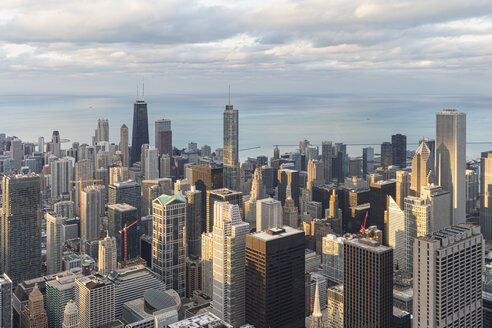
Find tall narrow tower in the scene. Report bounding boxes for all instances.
[223,101,239,190]
[311,281,324,328]
[435,109,466,224]
[120,124,129,167]
[130,98,149,166]
[62,300,79,328]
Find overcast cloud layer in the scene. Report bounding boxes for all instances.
[1,0,492,95]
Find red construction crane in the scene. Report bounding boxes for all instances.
[360,211,369,234]
[119,220,138,261]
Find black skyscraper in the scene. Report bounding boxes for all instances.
[391,133,407,168]
[130,100,149,165]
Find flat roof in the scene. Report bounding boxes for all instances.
[250,225,303,241]
[344,238,392,253]
[107,203,137,211]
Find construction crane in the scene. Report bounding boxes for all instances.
[119,219,138,261]
[70,178,103,212]
[239,146,261,152]
[360,211,369,235]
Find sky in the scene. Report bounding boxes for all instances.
[1,0,492,95]
[1,1,492,159]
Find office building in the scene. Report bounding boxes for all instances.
[395,170,410,209]
[185,188,202,257]
[62,300,79,328]
[480,151,492,242]
[191,165,223,230]
[98,234,117,276]
[344,238,393,328]
[421,185,452,232]
[211,202,249,327]
[322,234,345,284]
[108,180,142,217]
[206,188,243,233]
[413,224,483,328]
[223,103,239,190]
[244,227,304,328]
[46,212,64,275]
[283,185,299,228]
[0,274,12,328]
[75,275,115,328]
[1,174,41,285]
[120,124,129,167]
[54,200,74,219]
[20,284,48,328]
[465,169,479,215]
[155,119,172,156]
[435,109,466,224]
[51,131,61,157]
[369,180,396,230]
[143,146,159,180]
[80,185,105,242]
[278,168,300,208]
[186,258,202,298]
[322,141,333,183]
[363,147,375,176]
[381,142,392,168]
[410,141,434,197]
[385,196,406,270]
[51,158,73,199]
[256,198,282,232]
[327,284,343,328]
[108,203,139,262]
[94,119,109,143]
[152,194,186,297]
[244,168,266,226]
[130,100,149,166]
[45,273,78,328]
[201,232,213,298]
[307,160,324,193]
[391,134,407,168]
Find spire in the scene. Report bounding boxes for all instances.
[310,281,324,328]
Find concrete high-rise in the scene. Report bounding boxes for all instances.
[152,194,187,297]
[94,119,109,143]
[403,196,431,273]
[362,147,374,176]
[46,212,64,275]
[130,100,149,165]
[1,174,41,285]
[0,274,12,328]
[108,203,139,262]
[322,141,333,183]
[52,131,61,158]
[98,234,117,276]
[322,234,345,284]
[344,238,393,328]
[435,109,466,224]
[75,275,115,328]
[282,185,298,228]
[385,196,406,270]
[481,151,492,242]
[245,226,305,328]
[20,284,48,328]
[191,164,223,231]
[80,185,104,243]
[223,104,239,190]
[155,119,172,156]
[413,224,483,328]
[62,300,79,328]
[410,141,434,197]
[395,170,410,209]
[256,198,282,232]
[51,158,73,199]
[120,124,129,167]
[211,202,249,327]
[201,232,214,298]
[108,180,141,217]
[185,187,202,257]
[143,146,159,180]
[327,284,344,328]
[206,188,243,233]
[307,160,324,193]
[10,138,23,170]
[391,134,407,168]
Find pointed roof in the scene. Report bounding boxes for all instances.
[414,141,431,161]
[312,280,322,317]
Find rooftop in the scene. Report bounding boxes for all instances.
[418,224,480,246]
[208,188,242,196]
[107,203,137,212]
[156,194,186,205]
[344,237,392,253]
[251,225,303,241]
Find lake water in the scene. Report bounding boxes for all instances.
[1,92,491,161]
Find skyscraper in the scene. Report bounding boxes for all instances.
[75,276,115,328]
[94,119,109,143]
[50,158,73,199]
[201,232,214,298]
[307,160,324,193]
[245,226,305,328]
[223,104,239,190]
[108,180,142,217]
[98,234,117,276]
[435,109,466,224]
[10,138,23,170]
[278,168,300,208]
[0,274,12,328]
[152,194,187,297]
[185,187,202,257]
[62,300,79,328]
[344,238,393,328]
[20,284,48,328]
[481,151,492,242]
[385,196,406,270]
[369,180,396,230]
[108,203,139,262]
[282,185,298,228]
[395,170,410,209]
[211,202,249,327]
[362,147,374,176]
[413,224,483,328]
[410,140,434,197]
[206,188,243,233]
[322,141,333,183]
[155,119,172,156]
[391,134,407,168]
[130,100,149,165]
[143,146,159,180]
[80,185,105,243]
[52,131,61,158]
[322,234,345,284]
[45,273,77,328]
[380,141,392,168]
[256,198,282,232]
[120,124,129,167]
[45,212,64,275]
[1,174,41,285]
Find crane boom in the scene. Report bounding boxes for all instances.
[119,219,138,261]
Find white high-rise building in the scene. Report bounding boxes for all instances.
[75,276,115,328]
[435,109,466,224]
[403,196,431,273]
[480,151,492,242]
[211,202,249,327]
[10,138,23,170]
[46,212,64,275]
[51,158,73,199]
[201,232,214,298]
[144,146,159,180]
[413,224,483,328]
[256,198,282,232]
[94,119,109,143]
[152,194,187,297]
[80,185,105,242]
[385,196,406,270]
[0,274,12,328]
[98,233,117,276]
[62,300,79,328]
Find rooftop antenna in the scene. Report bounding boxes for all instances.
[142,78,145,100]
[137,84,139,100]
[228,84,230,105]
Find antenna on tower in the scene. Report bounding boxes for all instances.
[142,78,145,100]
[137,84,139,100]
[228,84,230,105]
